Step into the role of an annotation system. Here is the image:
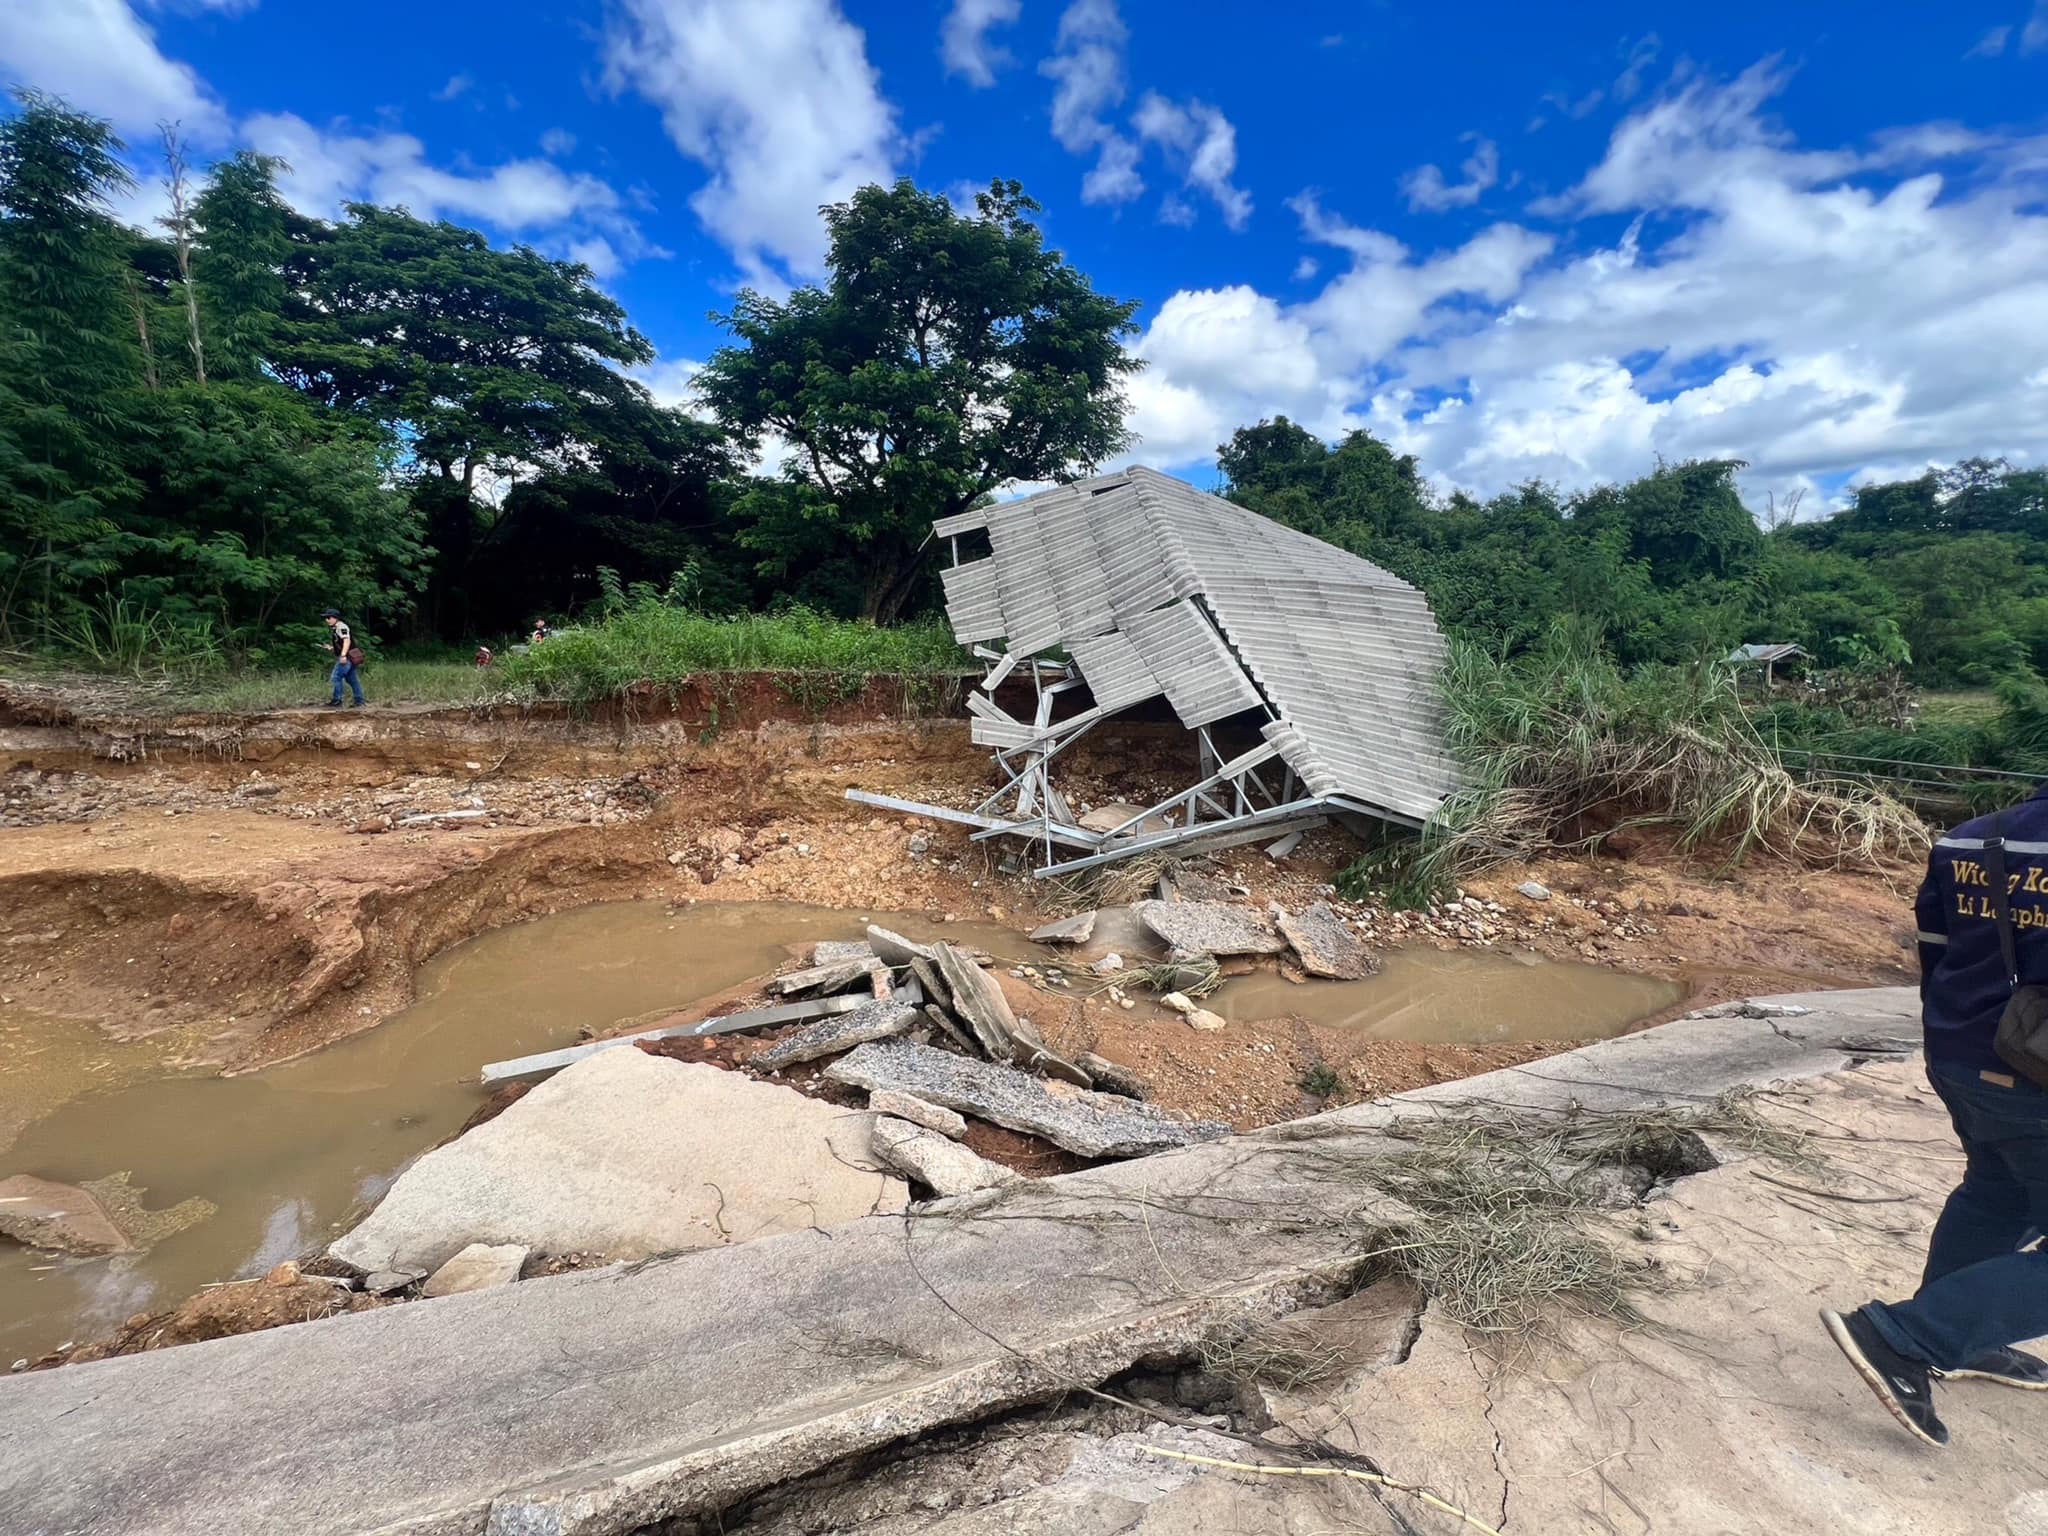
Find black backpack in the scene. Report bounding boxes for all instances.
[1984,834,2048,1087]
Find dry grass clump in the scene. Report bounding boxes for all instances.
[1201,1319,1355,1392]
[1401,632,1926,891]
[1348,1092,1808,1335]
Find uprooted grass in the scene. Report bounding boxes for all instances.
[1201,1318,1357,1392]
[1344,630,1928,900]
[1347,1092,1812,1335]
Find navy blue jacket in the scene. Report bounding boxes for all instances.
[1917,783,2048,1074]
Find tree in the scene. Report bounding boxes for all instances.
[698,179,1141,622]
[0,91,144,639]
[275,205,658,636]
[190,150,299,382]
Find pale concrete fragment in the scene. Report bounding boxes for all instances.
[1159,991,1195,1015]
[870,1117,1022,1197]
[828,1041,1229,1158]
[331,1049,907,1274]
[422,1242,528,1298]
[1078,1053,1149,1100]
[932,943,1023,1060]
[751,1000,919,1069]
[773,958,881,997]
[1184,1009,1226,1032]
[810,940,875,966]
[362,1269,424,1296]
[1031,911,1097,945]
[479,996,865,1085]
[1263,830,1305,859]
[1516,880,1551,901]
[866,924,936,967]
[867,1090,968,1139]
[1273,902,1376,981]
[0,1175,132,1256]
[1134,899,1286,957]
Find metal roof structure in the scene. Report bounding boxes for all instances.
[1726,643,1810,665]
[848,467,1461,876]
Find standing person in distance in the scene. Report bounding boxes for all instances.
[321,607,365,709]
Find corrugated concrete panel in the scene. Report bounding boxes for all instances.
[931,466,1460,824]
[1065,630,1163,715]
[940,560,1005,645]
[1121,601,1262,728]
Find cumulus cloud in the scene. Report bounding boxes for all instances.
[1039,0,1145,206]
[539,127,577,157]
[0,0,228,139]
[2026,0,2048,52]
[433,73,473,103]
[1133,91,1252,229]
[601,0,899,285]
[1399,135,1500,211]
[1967,24,2012,57]
[940,0,1021,88]
[1119,64,2048,512]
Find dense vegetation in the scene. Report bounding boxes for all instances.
[0,90,2041,759]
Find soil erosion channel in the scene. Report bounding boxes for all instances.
[1,900,1677,1365]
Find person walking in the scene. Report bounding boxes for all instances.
[321,608,365,708]
[1821,790,2048,1446]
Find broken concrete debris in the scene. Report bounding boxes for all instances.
[865,924,936,968]
[422,1242,528,1298]
[332,1049,905,1275]
[1272,902,1376,981]
[751,999,920,1069]
[362,1268,426,1296]
[1029,910,1097,945]
[866,1089,968,1139]
[0,1173,213,1258]
[809,939,876,966]
[1077,1053,1148,1100]
[827,1040,1229,1159]
[479,995,871,1085]
[771,957,882,997]
[1184,1008,1227,1032]
[1134,899,1287,959]
[868,1117,1021,1198]
[1517,880,1552,901]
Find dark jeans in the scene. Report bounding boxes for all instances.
[1866,1061,2048,1370]
[330,659,363,704]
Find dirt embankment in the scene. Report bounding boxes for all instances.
[0,676,1918,1105]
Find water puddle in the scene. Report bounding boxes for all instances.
[0,902,1012,1365]
[0,902,1679,1365]
[1215,949,1685,1043]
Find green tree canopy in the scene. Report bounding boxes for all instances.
[698,178,1141,622]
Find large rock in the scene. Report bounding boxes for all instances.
[330,1049,907,1274]
[868,1118,1021,1198]
[827,1041,1230,1159]
[1273,902,1376,981]
[751,999,919,1069]
[0,1175,133,1256]
[422,1242,528,1298]
[1133,900,1286,958]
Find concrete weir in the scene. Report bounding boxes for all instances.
[0,989,1930,1535]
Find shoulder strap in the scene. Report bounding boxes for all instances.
[1987,830,2021,990]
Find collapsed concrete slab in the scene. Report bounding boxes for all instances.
[751,1000,920,1069]
[1273,902,1376,980]
[422,1242,527,1298]
[827,1040,1230,1158]
[810,940,876,966]
[330,1049,906,1274]
[867,1089,968,1139]
[1134,899,1287,958]
[866,924,936,967]
[1030,911,1097,945]
[0,1174,134,1256]
[772,957,882,997]
[869,1117,1021,1197]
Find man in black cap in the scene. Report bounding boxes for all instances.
[1821,793,2048,1446]
[321,608,364,708]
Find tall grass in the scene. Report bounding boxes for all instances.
[1350,629,1926,895]
[44,596,223,680]
[490,601,971,704]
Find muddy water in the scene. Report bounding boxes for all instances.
[1216,949,1683,1042]
[0,902,1016,1366]
[0,905,1679,1365]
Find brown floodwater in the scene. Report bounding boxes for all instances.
[1214,949,1686,1043]
[0,903,1681,1365]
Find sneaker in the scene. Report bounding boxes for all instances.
[1941,1346,2048,1390]
[324,699,344,708]
[1821,1308,1949,1447]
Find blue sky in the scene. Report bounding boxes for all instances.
[3,1,2046,511]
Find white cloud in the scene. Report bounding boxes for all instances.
[1399,135,1499,212]
[433,73,473,103]
[539,127,577,157]
[1119,64,2048,514]
[601,0,898,286]
[1967,24,2012,57]
[1613,33,1660,100]
[940,0,1021,88]
[0,0,227,139]
[566,236,621,280]
[2025,0,2048,53]
[1157,193,1195,227]
[1133,91,1252,229]
[1040,0,1144,205]
[143,0,260,12]
[1292,255,1318,281]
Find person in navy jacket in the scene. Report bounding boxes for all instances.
[1821,787,2048,1445]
